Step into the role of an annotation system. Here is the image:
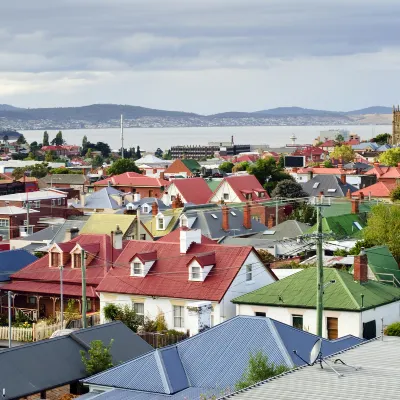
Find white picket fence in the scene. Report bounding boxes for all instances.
[0,323,64,342]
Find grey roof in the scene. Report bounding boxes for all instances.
[0,322,152,400]
[302,175,357,198]
[181,207,268,240]
[219,337,400,400]
[343,162,373,171]
[41,174,87,185]
[83,316,362,399]
[0,250,37,281]
[248,220,310,241]
[74,187,124,210]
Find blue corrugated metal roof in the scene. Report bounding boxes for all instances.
[0,249,37,282]
[83,316,363,399]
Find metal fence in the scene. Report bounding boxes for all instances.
[137,332,188,348]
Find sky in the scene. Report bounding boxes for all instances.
[1,0,400,114]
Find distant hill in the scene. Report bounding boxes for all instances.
[254,107,340,116]
[0,130,22,139]
[345,106,392,115]
[0,104,21,111]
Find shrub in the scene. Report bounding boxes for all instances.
[102,303,141,332]
[384,322,400,336]
[81,339,114,375]
[103,303,120,321]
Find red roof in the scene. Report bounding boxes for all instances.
[212,175,270,202]
[352,181,397,198]
[96,240,272,301]
[170,178,213,204]
[296,167,351,175]
[293,146,328,156]
[158,227,216,244]
[95,172,168,188]
[234,154,260,163]
[9,234,125,295]
[365,165,400,179]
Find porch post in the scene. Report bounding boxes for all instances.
[36,295,42,319]
[77,299,82,313]
[51,297,57,317]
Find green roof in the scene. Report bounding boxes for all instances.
[144,208,183,237]
[182,159,201,172]
[80,214,136,235]
[205,179,223,192]
[321,200,373,218]
[233,267,400,311]
[307,213,366,239]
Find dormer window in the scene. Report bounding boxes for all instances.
[158,217,164,230]
[73,253,82,269]
[143,205,149,213]
[132,262,143,276]
[50,251,60,268]
[180,215,188,228]
[191,266,201,280]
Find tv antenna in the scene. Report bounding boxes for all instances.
[120,114,124,159]
[293,338,361,377]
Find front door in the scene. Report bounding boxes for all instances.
[327,317,338,339]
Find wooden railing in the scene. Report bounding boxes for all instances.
[137,332,188,348]
[0,326,33,342]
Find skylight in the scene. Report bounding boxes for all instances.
[353,221,363,230]
[231,211,237,216]
[313,182,320,188]
[263,230,276,235]
[211,214,218,219]
[327,188,336,193]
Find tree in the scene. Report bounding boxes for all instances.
[155,148,163,158]
[335,134,345,145]
[16,134,27,145]
[95,142,111,157]
[379,148,400,166]
[348,239,374,256]
[45,151,55,162]
[85,148,93,159]
[51,131,64,146]
[30,163,49,178]
[108,158,141,176]
[163,150,172,160]
[82,135,88,149]
[29,141,40,157]
[363,204,400,261]
[43,131,49,146]
[330,145,355,163]
[271,180,308,199]
[12,167,27,180]
[81,340,114,375]
[232,161,250,173]
[135,146,142,160]
[219,161,234,173]
[103,303,142,332]
[372,133,391,145]
[288,202,317,225]
[322,160,333,168]
[257,249,276,265]
[277,154,285,168]
[390,186,400,202]
[235,351,289,390]
[92,155,104,168]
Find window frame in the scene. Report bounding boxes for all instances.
[292,314,303,330]
[245,265,253,282]
[223,193,229,200]
[158,217,164,230]
[173,305,184,328]
[191,265,202,281]
[33,200,40,209]
[133,302,145,324]
[132,261,143,276]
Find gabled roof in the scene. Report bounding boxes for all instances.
[96,240,262,301]
[41,174,86,185]
[365,164,400,179]
[158,227,216,244]
[143,208,183,237]
[0,322,152,400]
[80,214,136,235]
[0,250,37,282]
[169,178,213,204]
[95,172,168,187]
[0,190,66,201]
[249,220,310,241]
[233,268,400,311]
[83,316,362,398]
[135,154,169,164]
[301,175,358,197]
[181,159,201,172]
[74,186,123,209]
[0,206,34,215]
[164,159,200,175]
[352,181,397,198]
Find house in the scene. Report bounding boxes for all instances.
[233,254,400,339]
[0,160,65,174]
[351,142,392,153]
[0,206,39,240]
[352,181,397,199]
[177,204,269,240]
[40,173,87,192]
[135,154,171,177]
[143,207,183,239]
[122,195,169,216]
[41,145,80,156]
[1,232,126,320]
[301,175,358,198]
[292,146,328,164]
[94,172,169,198]
[82,316,362,399]
[163,177,213,206]
[96,228,277,334]
[0,322,152,400]
[0,250,37,283]
[9,219,87,253]
[164,159,201,178]
[220,337,400,400]
[365,162,400,184]
[244,220,310,241]
[209,175,270,203]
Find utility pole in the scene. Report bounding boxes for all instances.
[59,265,64,328]
[316,200,324,337]
[275,197,279,225]
[8,291,12,348]
[81,249,87,329]
[136,208,141,240]
[120,114,124,159]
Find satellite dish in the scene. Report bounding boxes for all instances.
[309,338,322,365]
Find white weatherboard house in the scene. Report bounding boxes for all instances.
[95,228,277,335]
[233,253,400,340]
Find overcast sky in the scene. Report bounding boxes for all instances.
[1,0,400,114]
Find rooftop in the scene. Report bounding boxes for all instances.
[0,190,67,201]
[80,214,136,236]
[169,178,213,204]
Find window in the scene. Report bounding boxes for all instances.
[58,198,62,205]
[246,265,253,281]
[87,298,92,312]
[191,266,201,280]
[143,206,149,213]
[173,306,184,328]
[149,190,154,197]
[223,193,229,200]
[52,199,56,206]
[73,253,81,268]
[171,195,176,202]
[327,317,338,339]
[158,218,164,230]
[259,192,265,198]
[246,194,252,200]
[292,315,303,330]
[33,200,40,208]
[0,219,9,227]
[133,302,144,324]
[255,312,266,317]
[50,251,60,268]
[140,234,146,240]
[28,296,37,305]
[133,262,143,275]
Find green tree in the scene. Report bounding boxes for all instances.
[12,167,27,180]
[163,150,172,160]
[271,179,308,199]
[379,148,400,166]
[335,134,345,145]
[363,204,400,261]
[232,161,250,173]
[323,160,333,168]
[257,249,276,265]
[372,133,391,145]
[235,351,289,390]
[43,131,49,146]
[103,303,142,332]
[81,339,114,375]
[136,146,142,160]
[348,239,374,256]
[330,145,355,163]
[51,131,64,146]
[82,135,88,149]
[86,148,93,159]
[92,154,104,168]
[155,148,163,158]
[108,158,141,176]
[45,150,55,162]
[278,155,285,168]
[289,202,317,225]
[390,186,400,202]
[29,141,40,157]
[219,161,234,173]
[16,134,27,145]
[95,142,111,157]
[30,163,49,178]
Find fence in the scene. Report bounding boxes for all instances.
[66,313,101,329]
[33,322,64,341]
[138,332,188,348]
[0,326,33,342]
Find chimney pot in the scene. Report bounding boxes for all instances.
[152,201,159,216]
[243,202,251,229]
[351,198,359,214]
[354,251,368,283]
[222,206,230,231]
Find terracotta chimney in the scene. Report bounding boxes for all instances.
[351,198,359,214]
[267,214,275,229]
[346,189,351,199]
[160,171,165,180]
[152,201,159,216]
[222,206,230,231]
[359,192,364,200]
[338,164,343,169]
[354,248,368,283]
[243,202,251,229]
[340,173,346,184]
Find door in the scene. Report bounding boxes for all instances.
[363,320,376,340]
[327,317,338,339]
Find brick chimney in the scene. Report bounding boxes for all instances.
[267,214,275,229]
[160,171,165,180]
[64,227,80,242]
[340,173,346,185]
[354,248,368,283]
[351,198,359,214]
[243,202,251,229]
[222,206,230,231]
[359,192,364,200]
[152,201,159,216]
[346,189,351,199]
